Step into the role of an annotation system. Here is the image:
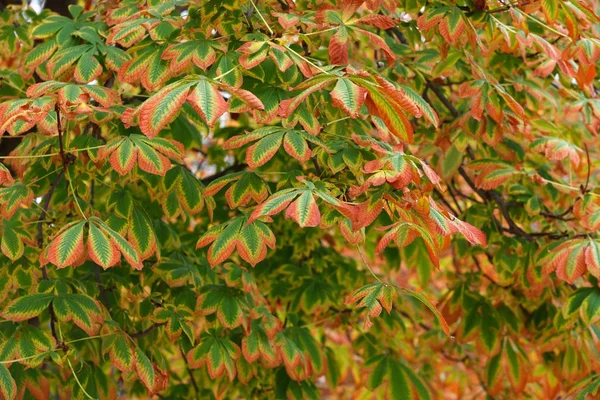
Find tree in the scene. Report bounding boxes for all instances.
[0,0,599,398]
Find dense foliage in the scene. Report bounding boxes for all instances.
[0,0,599,398]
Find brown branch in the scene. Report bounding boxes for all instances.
[129,322,166,339]
[428,81,460,118]
[200,163,247,184]
[37,169,66,350]
[180,347,200,399]
[434,188,460,216]
[583,144,591,194]
[307,142,323,176]
[54,104,68,167]
[458,166,534,241]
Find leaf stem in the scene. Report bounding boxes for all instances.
[67,358,97,400]
[0,145,105,160]
[285,46,331,75]
[249,0,273,35]
[356,245,382,282]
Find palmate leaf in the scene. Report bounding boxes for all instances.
[162,165,204,215]
[43,218,142,270]
[1,218,34,261]
[242,320,278,365]
[187,329,240,381]
[345,282,397,329]
[205,172,269,209]
[52,293,104,335]
[0,183,34,219]
[162,38,226,72]
[225,126,323,168]
[364,355,432,399]
[153,305,194,343]
[197,284,248,328]
[197,217,276,267]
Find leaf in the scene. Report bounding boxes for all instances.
[0,364,15,400]
[45,221,87,268]
[187,330,240,381]
[73,52,101,83]
[128,206,157,261]
[242,321,278,364]
[246,131,284,168]
[135,347,155,392]
[1,293,55,322]
[187,78,228,127]
[249,189,299,223]
[330,78,366,118]
[345,283,397,329]
[1,218,32,261]
[88,222,120,269]
[53,294,103,335]
[364,87,413,143]
[285,191,321,228]
[283,131,311,163]
[109,335,136,372]
[0,183,34,219]
[197,284,247,328]
[139,83,193,138]
[200,218,243,266]
[439,7,466,44]
[401,287,450,336]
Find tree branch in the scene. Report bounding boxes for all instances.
[129,322,166,339]
[37,169,67,350]
[200,163,247,184]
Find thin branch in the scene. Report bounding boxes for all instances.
[54,104,67,167]
[445,184,464,214]
[428,81,459,118]
[307,142,323,176]
[180,347,200,399]
[129,322,166,339]
[200,163,247,184]
[583,144,591,194]
[36,169,67,351]
[434,188,460,216]
[458,166,533,241]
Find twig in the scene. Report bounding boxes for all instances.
[180,347,200,399]
[458,166,533,241]
[434,188,460,216]
[54,104,67,167]
[583,144,591,194]
[36,169,67,351]
[428,81,459,118]
[200,163,247,184]
[129,322,166,339]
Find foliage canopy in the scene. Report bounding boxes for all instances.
[0,0,600,398]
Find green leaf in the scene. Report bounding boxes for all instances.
[135,347,155,392]
[187,330,240,381]
[1,293,55,322]
[0,364,16,400]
